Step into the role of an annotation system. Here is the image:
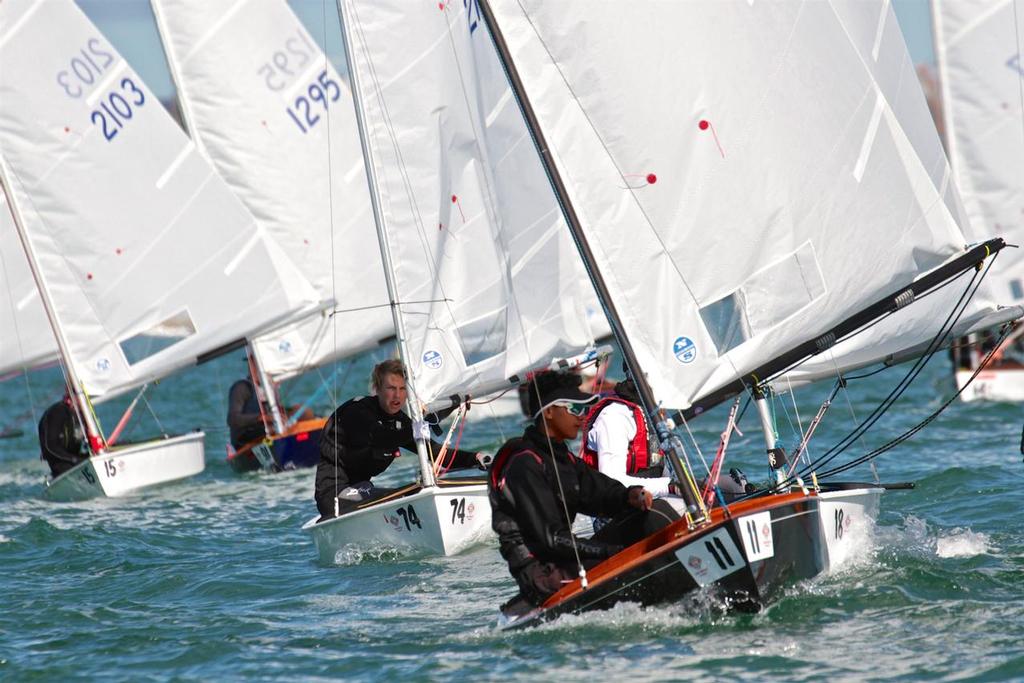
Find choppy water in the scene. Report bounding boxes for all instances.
[1,353,1022,681]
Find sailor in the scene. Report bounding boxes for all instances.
[38,391,87,477]
[579,377,672,496]
[489,371,666,612]
[314,359,489,519]
[581,378,752,509]
[226,377,266,450]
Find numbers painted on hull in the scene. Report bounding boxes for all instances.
[739,511,774,562]
[450,497,466,525]
[81,467,96,485]
[396,504,422,531]
[674,528,744,587]
[103,460,117,478]
[835,508,845,540]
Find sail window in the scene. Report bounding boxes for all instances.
[700,242,826,355]
[118,310,197,366]
[699,293,751,354]
[1010,279,1023,301]
[742,242,827,336]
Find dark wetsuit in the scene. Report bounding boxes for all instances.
[227,379,266,449]
[314,395,478,518]
[489,425,653,607]
[38,401,86,477]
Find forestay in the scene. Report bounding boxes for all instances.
[150,0,393,381]
[0,0,319,402]
[0,201,57,378]
[933,0,1024,306]
[339,0,602,404]
[487,0,1004,410]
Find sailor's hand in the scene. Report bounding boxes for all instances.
[627,486,653,511]
[475,451,494,470]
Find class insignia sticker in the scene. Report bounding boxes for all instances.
[423,349,443,370]
[277,339,293,354]
[95,357,111,372]
[673,336,697,364]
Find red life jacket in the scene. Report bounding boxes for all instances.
[580,397,655,474]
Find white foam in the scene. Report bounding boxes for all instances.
[936,528,993,558]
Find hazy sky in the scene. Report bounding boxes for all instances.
[77,0,939,107]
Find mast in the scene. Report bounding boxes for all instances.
[335,0,436,487]
[0,162,104,453]
[476,0,704,521]
[248,344,286,436]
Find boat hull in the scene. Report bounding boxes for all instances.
[227,418,326,473]
[43,431,206,501]
[503,486,882,629]
[302,479,492,560]
[955,367,1024,402]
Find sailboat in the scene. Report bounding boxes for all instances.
[933,0,1024,401]
[147,0,394,472]
[0,0,320,500]
[299,0,611,560]
[385,0,1024,627]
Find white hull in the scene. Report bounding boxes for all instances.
[43,431,206,502]
[303,482,492,561]
[955,367,1024,403]
[817,487,883,571]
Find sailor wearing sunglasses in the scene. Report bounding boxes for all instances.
[488,371,657,613]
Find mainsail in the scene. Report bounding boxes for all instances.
[149,0,392,383]
[484,0,1009,412]
[0,0,320,403]
[0,201,57,377]
[933,0,1024,304]
[338,0,605,405]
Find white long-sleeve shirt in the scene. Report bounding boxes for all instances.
[585,402,672,497]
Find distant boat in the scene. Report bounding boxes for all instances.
[149,0,395,472]
[301,0,610,559]
[933,0,1024,401]
[0,0,320,499]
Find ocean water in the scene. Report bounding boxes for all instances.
[1,354,1022,681]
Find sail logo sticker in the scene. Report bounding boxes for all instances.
[95,358,111,372]
[423,350,443,370]
[739,511,774,562]
[673,336,697,364]
[674,528,743,586]
[278,340,293,354]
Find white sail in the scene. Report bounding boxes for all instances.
[149,0,393,381]
[933,0,1024,304]
[487,0,1004,410]
[0,0,320,403]
[339,0,602,404]
[0,198,58,377]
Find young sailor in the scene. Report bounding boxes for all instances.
[580,378,672,496]
[226,377,266,450]
[314,359,488,519]
[38,391,86,477]
[489,372,661,610]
